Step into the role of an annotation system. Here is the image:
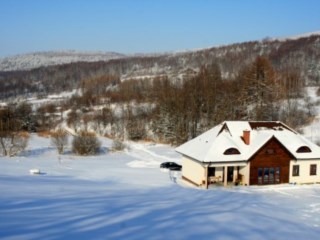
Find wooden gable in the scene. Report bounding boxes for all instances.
[249,137,294,185]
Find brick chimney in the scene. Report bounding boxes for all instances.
[243,130,250,145]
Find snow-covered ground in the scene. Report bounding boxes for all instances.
[1,134,320,239]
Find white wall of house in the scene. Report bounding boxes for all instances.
[215,167,224,180]
[289,159,320,184]
[239,163,250,185]
[182,157,205,186]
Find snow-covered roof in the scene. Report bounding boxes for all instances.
[175,121,320,163]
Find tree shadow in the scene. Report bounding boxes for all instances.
[0,177,318,240]
[20,147,56,157]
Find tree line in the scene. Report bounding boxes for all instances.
[0,55,313,157]
[62,56,310,145]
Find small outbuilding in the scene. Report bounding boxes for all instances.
[175,121,320,188]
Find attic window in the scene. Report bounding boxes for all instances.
[224,148,240,155]
[296,146,312,153]
[266,148,275,155]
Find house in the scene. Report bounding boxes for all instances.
[175,121,320,188]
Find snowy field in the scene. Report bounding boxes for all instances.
[1,135,320,240]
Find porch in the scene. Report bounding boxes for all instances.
[204,163,248,189]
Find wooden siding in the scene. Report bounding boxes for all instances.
[249,137,294,185]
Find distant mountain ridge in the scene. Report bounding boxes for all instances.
[0,50,126,71]
[1,31,320,72]
[272,31,320,41]
[1,31,320,100]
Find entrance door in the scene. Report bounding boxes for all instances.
[227,167,234,182]
[208,167,215,177]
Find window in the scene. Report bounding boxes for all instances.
[296,146,312,153]
[263,168,269,184]
[275,167,280,183]
[258,168,263,185]
[292,165,300,176]
[269,168,275,184]
[223,148,240,155]
[266,148,275,154]
[310,164,317,176]
[257,167,281,185]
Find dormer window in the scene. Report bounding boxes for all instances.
[224,148,240,155]
[296,146,312,153]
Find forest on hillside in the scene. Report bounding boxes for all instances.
[0,55,314,149]
[0,34,320,100]
[1,35,320,151]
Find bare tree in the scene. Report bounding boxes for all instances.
[0,107,29,157]
[125,104,147,140]
[0,131,29,157]
[51,129,68,154]
[237,56,284,120]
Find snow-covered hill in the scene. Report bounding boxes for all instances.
[0,50,126,71]
[0,31,320,71]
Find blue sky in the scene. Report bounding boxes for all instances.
[0,0,319,57]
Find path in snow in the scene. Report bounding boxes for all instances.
[125,141,181,168]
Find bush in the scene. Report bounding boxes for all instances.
[51,129,68,154]
[72,131,101,155]
[111,139,126,151]
[0,131,29,157]
[127,119,147,140]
